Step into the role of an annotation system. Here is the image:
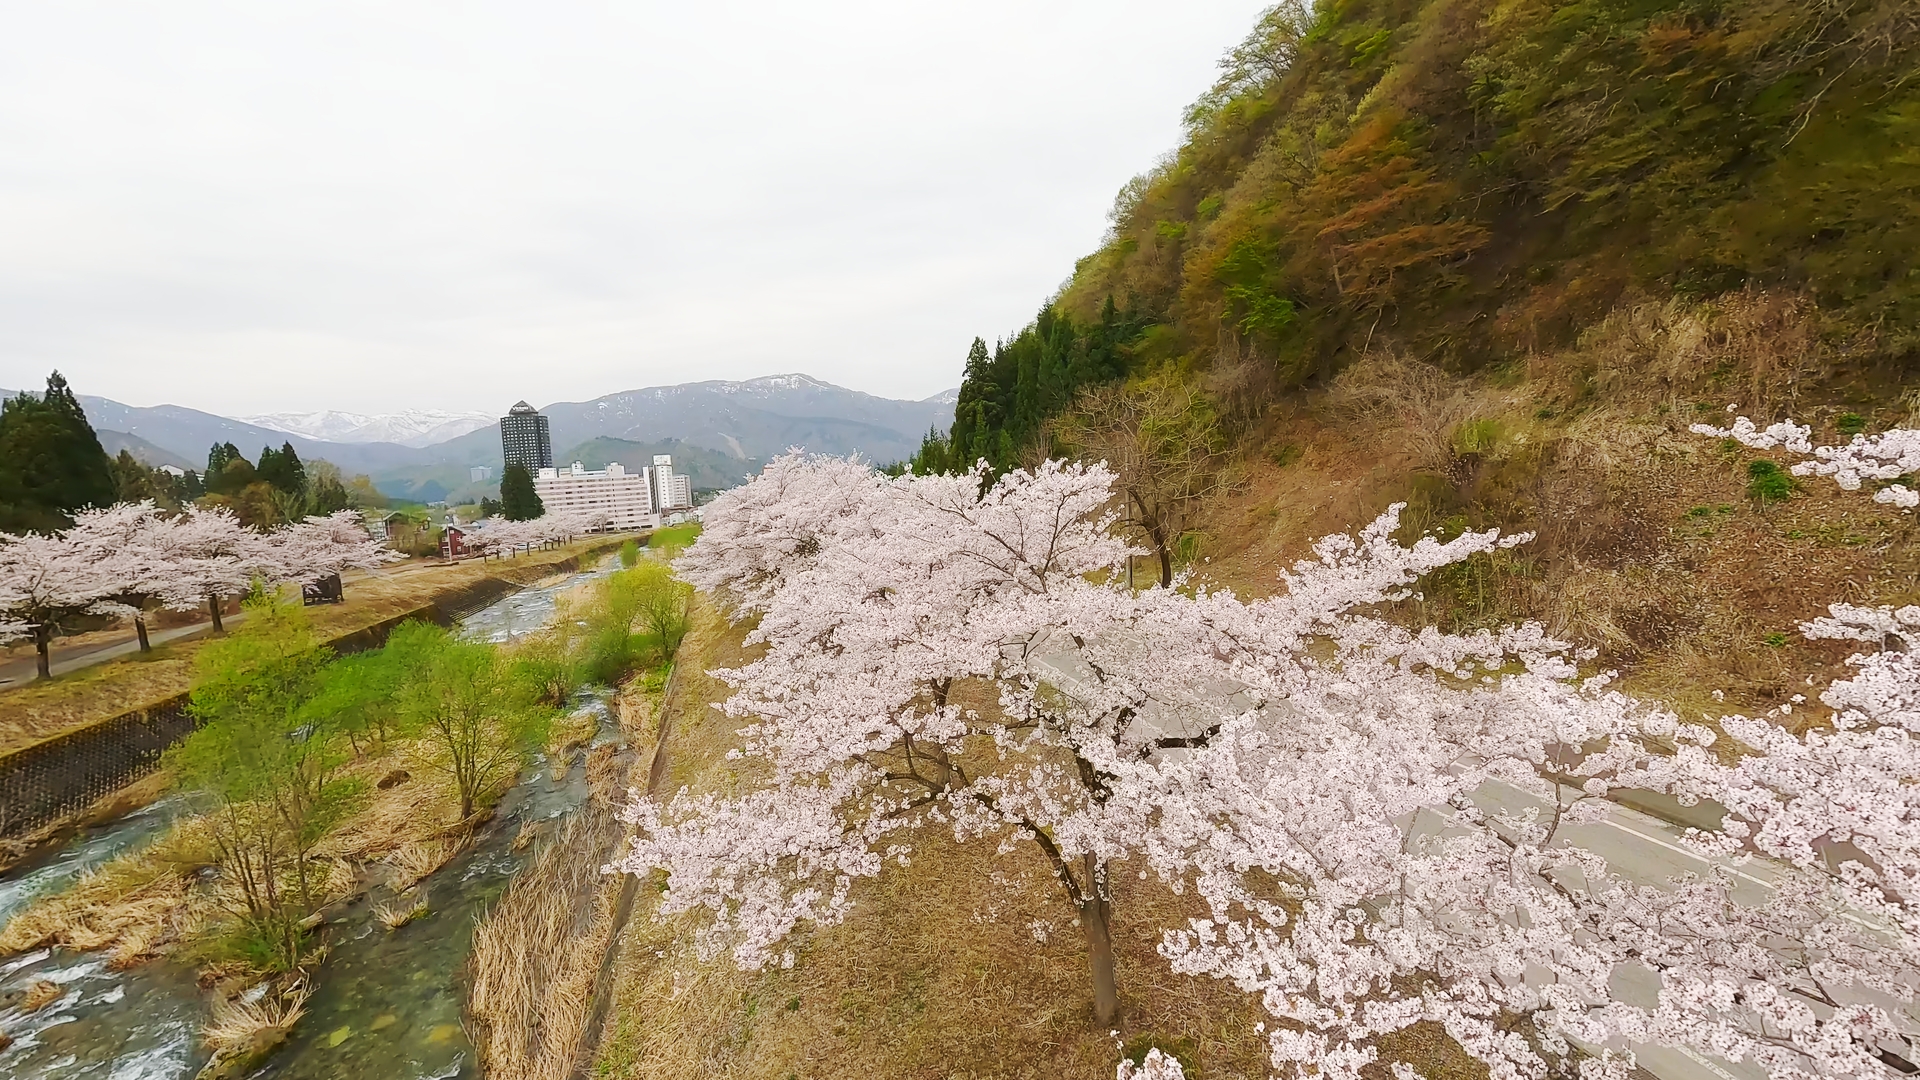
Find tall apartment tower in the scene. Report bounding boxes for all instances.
[651,455,692,511]
[499,401,553,471]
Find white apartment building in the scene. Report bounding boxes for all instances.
[651,455,692,512]
[534,461,655,529]
[532,454,694,529]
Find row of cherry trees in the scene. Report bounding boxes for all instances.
[614,440,1920,1080]
[0,504,397,677]
[464,508,612,557]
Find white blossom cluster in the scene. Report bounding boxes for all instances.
[1692,415,1920,508]
[0,503,399,647]
[1116,1048,1187,1080]
[616,451,1920,1080]
[462,508,611,556]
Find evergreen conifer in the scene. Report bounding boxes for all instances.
[0,372,117,532]
[499,462,543,520]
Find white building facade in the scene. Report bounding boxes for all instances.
[534,461,655,529]
[532,454,693,530]
[651,455,692,512]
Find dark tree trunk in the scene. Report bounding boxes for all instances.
[207,595,225,632]
[34,625,51,679]
[1156,542,1172,588]
[1079,853,1119,1026]
[133,614,151,652]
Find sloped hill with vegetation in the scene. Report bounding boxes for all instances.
[910,0,1920,719]
[931,0,1919,473]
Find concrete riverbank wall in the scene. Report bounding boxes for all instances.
[0,541,624,839]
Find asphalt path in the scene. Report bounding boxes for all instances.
[0,616,249,688]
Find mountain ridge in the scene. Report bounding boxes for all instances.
[238,409,496,447]
[3,374,957,489]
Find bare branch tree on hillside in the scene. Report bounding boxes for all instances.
[1054,375,1233,587]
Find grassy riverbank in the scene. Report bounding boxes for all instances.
[0,537,628,758]
[0,551,676,1075]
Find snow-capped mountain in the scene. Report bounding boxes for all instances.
[238,409,496,448]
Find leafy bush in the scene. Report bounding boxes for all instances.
[1452,418,1503,456]
[619,538,640,567]
[647,523,701,557]
[1746,459,1794,503]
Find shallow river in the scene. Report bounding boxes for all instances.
[0,556,621,1080]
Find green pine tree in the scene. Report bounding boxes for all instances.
[277,442,306,495]
[257,441,306,495]
[499,462,544,521]
[0,372,117,532]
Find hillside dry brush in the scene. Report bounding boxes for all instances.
[617,449,1920,1080]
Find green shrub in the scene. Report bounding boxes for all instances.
[619,538,640,568]
[1746,460,1794,503]
[648,523,701,556]
[1452,418,1503,456]
[1837,412,1868,437]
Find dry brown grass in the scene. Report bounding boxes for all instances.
[469,669,656,1080]
[386,836,467,893]
[203,981,311,1052]
[587,606,1298,1080]
[0,538,623,757]
[0,816,217,959]
[21,979,63,1011]
[469,805,626,1080]
[373,894,430,931]
[1194,290,1918,727]
[311,749,468,863]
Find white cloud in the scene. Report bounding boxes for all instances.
[0,0,1268,414]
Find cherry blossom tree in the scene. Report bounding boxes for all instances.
[674,451,882,614]
[153,505,267,632]
[0,528,124,677]
[256,510,400,591]
[466,509,612,560]
[64,500,196,651]
[616,447,1920,1080]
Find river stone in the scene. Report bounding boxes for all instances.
[325,1025,353,1047]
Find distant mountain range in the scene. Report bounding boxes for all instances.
[238,409,496,448]
[2,374,956,500]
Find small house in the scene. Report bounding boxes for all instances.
[441,525,470,560]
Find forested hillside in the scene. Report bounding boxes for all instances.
[933,0,1919,470]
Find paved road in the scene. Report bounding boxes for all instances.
[1026,638,1910,1080]
[0,615,247,688]
[0,562,427,690]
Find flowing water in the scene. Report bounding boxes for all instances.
[0,556,622,1080]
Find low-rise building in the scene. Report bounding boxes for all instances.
[534,460,656,529]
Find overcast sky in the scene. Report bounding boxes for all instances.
[0,2,1268,416]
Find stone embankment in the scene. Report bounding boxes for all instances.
[0,539,627,842]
